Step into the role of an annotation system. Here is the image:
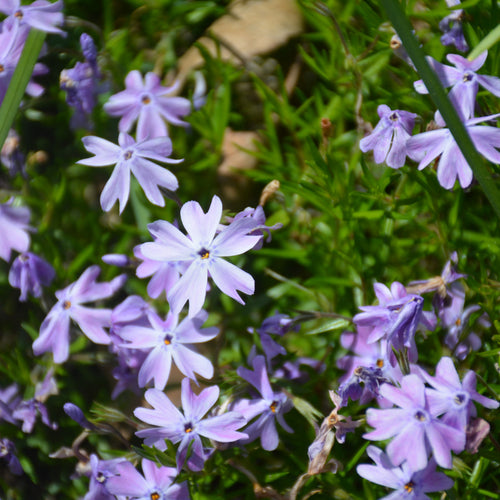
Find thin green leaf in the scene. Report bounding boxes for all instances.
[0,29,46,149]
[468,24,500,60]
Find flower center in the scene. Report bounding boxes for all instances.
[454,392,467,406]
[96,472,106,483]
[141,94,152,104]
[150,493,160,500]
[389,111,399,122]
[63,300,72,310]
[124,150,133,160]
[14,10,23,19]
[269,401,278,413]
[404,481,414,492]
[0,443,7,456]
[164,334,173,345]
[455,317,462,326]
[0,64,4,73]
[198,248,210,259]
[463,72,474,82]
[376,358,384,368]
[413,410,427,422]
[184,422,193,433]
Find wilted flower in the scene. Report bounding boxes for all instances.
[0,438,23,475]
[135,378,247,471]
[1,129,26,176]
[359,104,417,168]
[77,132,182,213]
[103,70,191,140]
[139,195,262,317]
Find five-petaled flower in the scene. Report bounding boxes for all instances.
[139,195,262,317]
[103,70,191,140]
[78,132,182,213]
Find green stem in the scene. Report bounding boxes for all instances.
[379,0,500,220]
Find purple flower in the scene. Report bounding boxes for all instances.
[8,251,55,301]
[32,265,125,363]
[419,357,499,433]
[364,374,465,471]
[0,383,21,424]
[226,205,282,250]
[63,402,96,430]
[13,369,58,433]
[135,378,248,471]
[439,1,468,52]
[0,438,23,475]
[106,459,189,500]
[133,243,183,299]
[0,198,32,261]
[234,355,293,451]
[353,282,436,365]
[407,113,500,189]
[103,70,191,140]
[0,0,64,34]
[0,24,47,103]
[77,132,182,213]
[1,129,26,176]
[357,446,454,499]
[118,309,218,390]
[60,34,100,129]
[84,454,127,500]
[359,104,417,168]
[414,52,500,121]
[139,195,262,317]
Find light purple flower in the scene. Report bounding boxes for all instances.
[135,378,248,471]
[140,195,262,317]
[364,374,465,471]
[0,24,48,103]
[0,438,22,475]
[357,446,454,499]
[60,34,100,129]
[133,243,184,299]
[234,355,293,451]
[414,52,500,121]
[13,369,58,433]
[407,113,500,189]
[103,70,191,140]
[0,383,21,424]
[419,357,499,433]
[84,454,127,500]
[32,265,126,363]
[106,459,189,500]
[118,309,218,390]
[8,251,55,301]
[360,105,417,168]
[0,198,32,261]
[77,132,182,213]
[439,1,468,52]
[353,282,436,364]
[0,0,64,34]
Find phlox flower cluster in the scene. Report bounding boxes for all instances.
[359,10,500,191]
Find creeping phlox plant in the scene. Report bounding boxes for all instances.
[0,0,498,498]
